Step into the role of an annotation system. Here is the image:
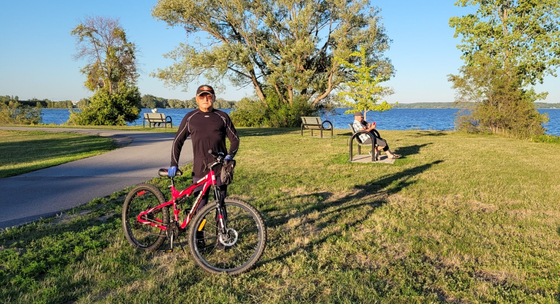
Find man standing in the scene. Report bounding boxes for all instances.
[168,84,240,208]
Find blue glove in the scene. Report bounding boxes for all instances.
[168,166,178,177]
[225,155,233,161]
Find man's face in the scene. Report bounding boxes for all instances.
[196,93,215,112]
[356,115,364,122]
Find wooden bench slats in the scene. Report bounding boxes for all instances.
[143,113,173,128]
[300,116,333,138]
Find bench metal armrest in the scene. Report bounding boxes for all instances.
[322,120,333,129]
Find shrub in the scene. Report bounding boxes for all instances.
[0,101,41,125]
[454,74,548,139]
[231,93,317,127]
[67,85,141,126]
[532,134,560,144]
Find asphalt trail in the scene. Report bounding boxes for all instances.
[0,127,192,230]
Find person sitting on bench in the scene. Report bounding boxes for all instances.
[352,112,401,159]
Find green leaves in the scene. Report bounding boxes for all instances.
[70,16,141,126]
[449,0,558,138]
[152,0,393,107]
[67,85,141,126]
[336,45,394,120]
[450,0,560,86]
[71,16,139,95]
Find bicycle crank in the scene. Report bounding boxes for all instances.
[166,222,180,252]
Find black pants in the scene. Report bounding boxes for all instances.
[362,136,389,151]
[192,176,227,211]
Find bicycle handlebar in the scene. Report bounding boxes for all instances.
[208,149,225,158]
[158,168,182,177]
[159,150,225,178]
[208,150,226,169]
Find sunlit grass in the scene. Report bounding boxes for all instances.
[1,128,560,303]
[0,130,117,177]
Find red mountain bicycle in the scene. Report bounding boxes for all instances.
[122,151,266,275]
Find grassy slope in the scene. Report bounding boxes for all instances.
[1,128,559,303]
[0,130,117,177]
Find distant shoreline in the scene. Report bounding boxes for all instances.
[9,99,560,110]
[393,102,560,109]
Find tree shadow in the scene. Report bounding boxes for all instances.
[237,128,298,137]
[261,160,445,265]
[393,143,432,158]
[409,131,449,137]
[0,136,116,177]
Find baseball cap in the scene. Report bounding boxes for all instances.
[196,85,215,96]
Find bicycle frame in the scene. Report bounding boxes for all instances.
[137,166,222,231]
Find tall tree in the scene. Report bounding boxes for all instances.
[449,0,559,137]
[70,16,141,125]
[151,0,393,108]
[71,16,139,95]
[336,46,394,121]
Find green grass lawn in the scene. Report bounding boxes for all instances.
[1,128,560,303]
[0,130,117,177]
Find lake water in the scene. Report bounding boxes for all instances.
[39,108,560,136]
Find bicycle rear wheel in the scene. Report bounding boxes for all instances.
[188,198,267,275]
[122,184,169,252]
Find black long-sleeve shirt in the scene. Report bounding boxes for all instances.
[171,109,239,178]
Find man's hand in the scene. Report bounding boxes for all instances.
[168,166,178,177]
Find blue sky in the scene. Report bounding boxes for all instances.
[1,0,558,103]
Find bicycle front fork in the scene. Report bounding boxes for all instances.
[213,186,228,234]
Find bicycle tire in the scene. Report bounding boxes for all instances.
[188,198,267,275]
[122,184,169,252]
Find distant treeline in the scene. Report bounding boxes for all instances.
[1,94,238,109]
[3,95,559,110]
[393,102,459,109]
[534,102,560,109]
[139,94,237,109]
[1,96,74,108]
[393,102,560,109]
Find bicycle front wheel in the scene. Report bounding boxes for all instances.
[188,198,267,275]
[122,183,169,252]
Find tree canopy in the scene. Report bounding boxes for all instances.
[449,0,560,138]
[336,46,394,121]
[70,16,141,126]
[151,0,393,108]
[71,16,139,95]
[450,0,560,87]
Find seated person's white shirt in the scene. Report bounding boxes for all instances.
[353,120,371,143]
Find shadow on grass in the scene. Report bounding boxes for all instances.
[408,131,450,137]
[261,160,444,265]
[393,143,432,158]
[237,128,298,137]
[0,135,116,177]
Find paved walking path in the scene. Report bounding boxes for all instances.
[0,127,192,230]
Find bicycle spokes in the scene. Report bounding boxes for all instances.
[122,184,169,252]
[188,198,267,275]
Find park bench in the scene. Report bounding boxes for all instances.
[143,113,173,128]
[348,123,380,162]
[300,116,333,138]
